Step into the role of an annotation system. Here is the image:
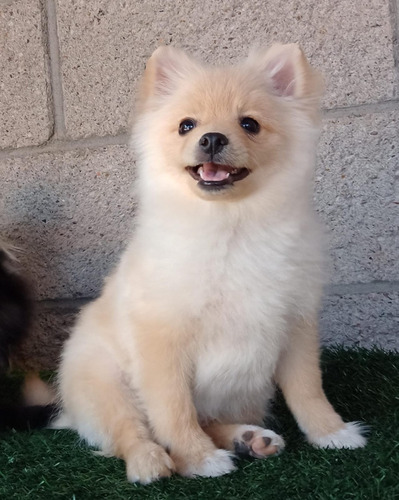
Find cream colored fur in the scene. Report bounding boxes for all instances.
[55,44,366,484]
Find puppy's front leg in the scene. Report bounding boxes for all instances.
[275,317,366,449]
[134,320,235,478]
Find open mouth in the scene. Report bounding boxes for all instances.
[186,162,250,190]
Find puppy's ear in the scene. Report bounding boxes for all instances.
[251,44,323,99]
[139,46,198,103]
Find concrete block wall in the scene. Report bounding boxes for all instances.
[0,0,398,369]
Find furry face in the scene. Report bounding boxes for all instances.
[56,44,366,485]
[133,44,322,202]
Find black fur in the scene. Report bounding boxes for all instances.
[0,248,32,370]
[0,245,55,431]
[0,404,57,431]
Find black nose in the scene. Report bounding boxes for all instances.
[199,133,229,157]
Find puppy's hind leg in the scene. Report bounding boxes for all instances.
[58,346,175,484]
[203,422,285,458]
[275,317,367,449]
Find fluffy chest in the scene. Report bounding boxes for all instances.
[169,225,294,421]
[136,213,301,316]
[126,212,311,421]
[192,309,282,423]
[179,222,298,420]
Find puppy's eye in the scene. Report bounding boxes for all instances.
[179,119,196,135]
[240,117,260,135]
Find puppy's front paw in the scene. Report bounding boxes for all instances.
[125,441,175,484]
[177,449,236,478]
[310,422,368,449]
[233,425,285,458]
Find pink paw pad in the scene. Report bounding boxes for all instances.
[233,427,285,458]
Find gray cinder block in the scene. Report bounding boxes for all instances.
[55,0,395,139]
[316,111,399,285]
[321,291,399,350]
[0,145,136,300]
[0,0,52,149]
[13,302,79,370]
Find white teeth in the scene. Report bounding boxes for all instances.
[198,166,204,179]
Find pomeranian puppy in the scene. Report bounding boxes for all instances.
[56,44,366,483]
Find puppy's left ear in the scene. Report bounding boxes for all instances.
[251,44,323,99]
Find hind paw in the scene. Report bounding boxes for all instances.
[233,425,285,458]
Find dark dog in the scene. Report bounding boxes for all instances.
[0,244,32,370]
[0,242,55,430]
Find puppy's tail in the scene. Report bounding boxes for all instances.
[0,373,58,431]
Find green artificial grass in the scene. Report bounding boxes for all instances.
[1,347,398,499]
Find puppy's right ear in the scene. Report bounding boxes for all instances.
[139,46,198,104]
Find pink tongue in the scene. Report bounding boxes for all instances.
[201,162,230,182]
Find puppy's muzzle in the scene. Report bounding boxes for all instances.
[186,132,250,192]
